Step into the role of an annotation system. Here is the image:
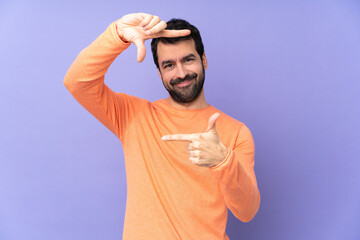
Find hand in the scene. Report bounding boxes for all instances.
[162,113,228,168]
[116,13,191,62]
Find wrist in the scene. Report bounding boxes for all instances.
[220,143,228,161]
[211,144,229,167]
[115,24,129,43]
[210,147,231,169]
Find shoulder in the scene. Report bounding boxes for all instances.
[113,92,152,115]
[115,92,150,105]
[213,108,246,131]
[211,107,254,147]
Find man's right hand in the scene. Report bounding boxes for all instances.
[116,13,191,63]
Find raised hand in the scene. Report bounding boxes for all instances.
[116,13,191,62]
[162,113,229,168]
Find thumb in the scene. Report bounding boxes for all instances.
[206,112,220,132]
[133,38,146,62]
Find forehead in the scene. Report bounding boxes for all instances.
[157,39,199,61]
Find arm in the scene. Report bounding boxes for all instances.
[63,22,131,138]
[209,124,260,222]
[64,13,191,138]
[162,113,260,222]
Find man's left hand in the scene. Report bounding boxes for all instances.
[162,113,228,168]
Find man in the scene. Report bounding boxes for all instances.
[64,13,260,240]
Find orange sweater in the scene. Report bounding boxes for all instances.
[64,22,260,240]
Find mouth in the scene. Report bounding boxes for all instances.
[175,79,193,88]
[171,73,197,88]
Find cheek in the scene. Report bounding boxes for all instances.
[162,72,175,84]
[190,63,204,74]
[161,75,172,87]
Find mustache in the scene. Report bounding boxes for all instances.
[170,73,198,86]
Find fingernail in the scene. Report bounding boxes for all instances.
[145,30,152,35]
[161,136,167,140]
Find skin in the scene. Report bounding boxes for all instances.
[157,40,208,110]
[116,13,191,62]
[116,13,228,167]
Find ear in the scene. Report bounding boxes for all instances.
[202,53,208,70]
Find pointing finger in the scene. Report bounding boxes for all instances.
[155,29,191,38]
[162,133,198,142]
[206,112,220,132]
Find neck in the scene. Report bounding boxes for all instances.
[166,89,208,110]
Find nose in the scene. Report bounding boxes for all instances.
[175,64,187,79]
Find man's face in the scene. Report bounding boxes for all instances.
[157,39,207,103]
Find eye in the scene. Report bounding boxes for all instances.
[164,63,173,69]
[185,58,194,62]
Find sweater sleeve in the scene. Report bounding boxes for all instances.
[63,22,146,140]
[209,124,260,222]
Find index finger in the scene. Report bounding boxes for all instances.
[162,133,197,142]
[154,29,191,38]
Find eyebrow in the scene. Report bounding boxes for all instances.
[161,54,197,68]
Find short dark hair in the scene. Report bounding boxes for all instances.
[151,18,204,69]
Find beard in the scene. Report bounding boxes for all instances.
[161,67,205,104]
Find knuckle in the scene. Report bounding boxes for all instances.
[193,135,201,141]
[160,21,167,29]
[156,21,166,30]
[190,157,199,164]
[152,26,162,33]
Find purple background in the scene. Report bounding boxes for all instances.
[1,0,359,239]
